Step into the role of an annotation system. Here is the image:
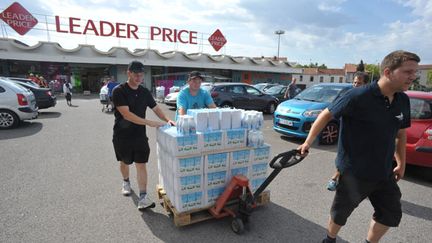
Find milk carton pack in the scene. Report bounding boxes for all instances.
[208,110,220,131]
[230,149,251,168]
[224,128,247,148]
[231,109,243,129]
[219,108,232,130]
[173,173,203,193]
[252,144,271,164]
[204,186,225,207]
[229,166,249,182]
[187,109,209,133]
[204,152,229,172]
[162,127,201,156]
[204,170,228,188]
[171,155,203,176]
[199,130,224,152]
[250,162,268,178]
[250,177,266,192]
[174,191,204,213]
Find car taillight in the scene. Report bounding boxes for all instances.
[17,94,28,106]
[211,91,219,98]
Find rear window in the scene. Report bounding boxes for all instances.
[410,98,432,119]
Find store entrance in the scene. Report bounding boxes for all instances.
[71,65,108,93]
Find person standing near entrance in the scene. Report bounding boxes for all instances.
[298,50,419,243]
[112,61,175,211]
[176,71,216,120]
[63,81,73,106]
[284,77,298,99]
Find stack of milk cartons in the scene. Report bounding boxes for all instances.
[157,116,204,213]
[242,110,271,192]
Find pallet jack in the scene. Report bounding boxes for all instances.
[209,149,305,234]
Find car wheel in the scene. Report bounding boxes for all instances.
[220,102,232,108]
[266,102,276,114]
[0,109,19,129]
[319,122,339,145]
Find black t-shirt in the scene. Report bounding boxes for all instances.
[328,82,411,181]
[112,82,157,140]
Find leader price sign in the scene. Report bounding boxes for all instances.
[208,29,227,52]
[0,2,38,35]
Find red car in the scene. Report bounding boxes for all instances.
[405,91,432,167]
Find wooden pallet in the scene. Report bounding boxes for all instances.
[157,185,270,227]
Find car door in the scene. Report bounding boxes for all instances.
[229,85,249,109]
[244,85,267,110]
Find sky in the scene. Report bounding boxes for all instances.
[1,0,431,68]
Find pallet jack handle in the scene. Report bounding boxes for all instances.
[252,149,306,199]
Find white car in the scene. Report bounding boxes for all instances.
[0,78,38,129]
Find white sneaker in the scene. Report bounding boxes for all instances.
[122,181,131,196]
[137,195,155,210]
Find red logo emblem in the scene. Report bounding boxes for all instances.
[0,2,38,35]
[208,29,227,52]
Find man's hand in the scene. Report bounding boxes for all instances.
[167,120,176,126]
[297,142,311,157]
[393,165,405,181]
[148,120,167,128]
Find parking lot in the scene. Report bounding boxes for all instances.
[0,96,431,243]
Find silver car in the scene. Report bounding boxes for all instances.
[0,78,38,129]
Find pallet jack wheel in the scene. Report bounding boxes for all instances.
[231,217,244,234]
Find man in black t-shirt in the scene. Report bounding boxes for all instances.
[298,50,420,243]
[112,61,175,211]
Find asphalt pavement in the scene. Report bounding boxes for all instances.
[0,96,431,243]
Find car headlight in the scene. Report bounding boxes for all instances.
[303,109,323,117]
[276,106,290,113]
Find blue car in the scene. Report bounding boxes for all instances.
[273,83,352,145]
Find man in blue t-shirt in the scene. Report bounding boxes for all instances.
[298,50,420,243]
[176,71,216,120]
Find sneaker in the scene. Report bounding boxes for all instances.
[137,195,156,210]
[327,179,338,191]
[122,181,131,196]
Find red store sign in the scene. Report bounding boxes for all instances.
[1,2,226,51]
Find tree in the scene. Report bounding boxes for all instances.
[357,60,365,72]
[366,64,380,82]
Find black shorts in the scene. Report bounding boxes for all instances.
[330,171,402,227]
[66,93,72,101]
[112,136,150,164]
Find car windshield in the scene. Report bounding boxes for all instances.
[253,84,267,91]
[410,98,432,119]
[265,85,284,94]
[295,85,345,103]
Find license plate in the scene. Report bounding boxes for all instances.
[279,119,293,126]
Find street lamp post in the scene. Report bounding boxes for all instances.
[274,30,285,60]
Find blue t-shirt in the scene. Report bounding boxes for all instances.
[107,82,119,97]
[328,82,410,181]
[176,87,214,120]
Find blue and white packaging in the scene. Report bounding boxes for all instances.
[250,177,266,192]
[224,128,247,148]
[173,173,203,193]
[175,191,204,213]
[162,127,201,156]
[187,109,209,133]
[204,152,229,172]
[230,149,251,168]
[199,130,224,152]
[229,166,249,182]
[172,155,203,176]
[204,186,225,207]
[204,170,228,188]
[250,162,268,178]
[252,144,271,164]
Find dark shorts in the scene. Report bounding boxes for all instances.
[112,136,150,164]
[66,93,72,101]
[330,171,402,227]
